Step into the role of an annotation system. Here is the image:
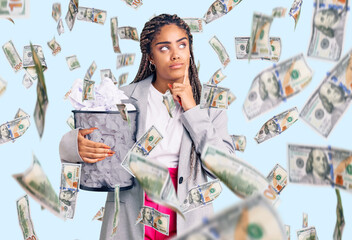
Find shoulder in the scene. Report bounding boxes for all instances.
[119,75,153,98]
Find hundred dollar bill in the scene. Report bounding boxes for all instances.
[183,18,203,33]
[84,61,97,80]
[180,179,222,213]
[285,225,291,240]
[0,76,7,96]
[227,90,236,106]
[297,226,318,240]
[111,185,120,236]
[203,0,244,24]
[0,114,30,145]
[288,144,352,191]
[200,83,229,109]
[116,53,135,69]
[129,153,184,216]
[92,207,105,221]
[82,79,95,101]
[303,212,308,228]
[196,60,200,73]
[118,73,128,87]
[57,18,64,35]
[59,163,81,219]
[255,107,299,144]
[334,189,345,240]
[289,0,303,29]
[300,49,352,137]
[66,55,80,71]
[65,0,78,31]
[0,0,29,18]
[118,26,139,41]
[235,36,281,62]
[243,53,313,120]
[208,68,226,85]
[110,17,121,53]
[248,12,273,60]
[307,0,348,61]
[122,0,143,9]
[116,104,131,127]
[47,37,61,56]
[201,144,280,205]
[209,35,230,68]
[121,125,163,176]
[13,154,61,218]
[22,74,33,89]
[136,206,170,235]
[77,7,106,25]
[16,195,38,240]
[2,40,23,72]
[66,115,75,129]
[100,69,117,85]
[230,135,246,152]
[23,44,47,81]
[267,164,287,194]
[162,90,176,118]
[52,2,61,22]
[174,194,286,240]
[272,7,287,18]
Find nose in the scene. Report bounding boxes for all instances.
[171,49,180,61]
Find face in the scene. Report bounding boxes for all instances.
[314,10,338,28]
[213,1,224,12]
[311,150,328,176]
[190,189,201,202]
[60,191,73,200]
[320,82,344,104]
[261,72,279,96]
[149,24,190,83]
[0,125,9,139]
[266,120,277,132]
[143,208,152,221]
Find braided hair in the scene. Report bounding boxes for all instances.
[132,14,202,181]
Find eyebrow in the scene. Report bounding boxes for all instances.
[155,37,187,46]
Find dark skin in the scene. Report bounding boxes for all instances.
[78,24,196,163]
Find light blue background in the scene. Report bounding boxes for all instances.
[1,0,351,239]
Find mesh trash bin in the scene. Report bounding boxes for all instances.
[73,103,138,192]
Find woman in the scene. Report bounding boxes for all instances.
[59,14,234,239]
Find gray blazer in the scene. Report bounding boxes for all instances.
[59,75,235,239]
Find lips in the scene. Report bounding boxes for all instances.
[169,63,184,69]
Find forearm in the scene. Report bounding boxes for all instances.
[59,129,84,163]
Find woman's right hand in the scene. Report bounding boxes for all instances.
[78,128,115,163]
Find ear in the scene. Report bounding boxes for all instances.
[148,54,154,63]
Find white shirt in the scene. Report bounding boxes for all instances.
[145,83,184,168]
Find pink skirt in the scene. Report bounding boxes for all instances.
[144,167,178,240]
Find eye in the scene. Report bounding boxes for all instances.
[327,89,331,94]
[179,43,186,49]
[160,46,169,51]
[321,17,324,22]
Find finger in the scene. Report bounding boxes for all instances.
[183,64,189,85]
[79,127,98,136]
[79,136,111,149]
[82,157,105,164]
[172,83,186,89]
[80,151,113,159]
[81,146,115,154]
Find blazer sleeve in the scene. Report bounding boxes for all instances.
[59,129,84,163]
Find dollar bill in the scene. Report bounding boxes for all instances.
[297,226,318,240]
[136,206,170,235]
[31,43,48,139]
[300,49,352,138]
[59,163,81,219]
[57,18,64,35]
[209,35,230,68]
[77,7,106,25]
[116,53,135,69]
[116,104,131,127]
[289,0,303,29]
[23,44,47,81]
[118,73,128,87]
[285,225,291,240]
[66,115,75,129]
[243,53,313,120]
[230,135,246,152]
[333,189,345,240]
[65,0,78,31]
[267,164,287,194]
[307,0,349,61]
[13,154,61,218]
[111,17,121,53]
[16,195,38,240]
[200,83,229,109]
[248,12,273,60]
[203,0,244,24]
[254,107,299,144]
[92,207,105,221]
[129,153,184,216]
[0,0,29,18]
[174,194,286,240]
[272,7,287,18]
[208,68,226,85]
[162,90,176,118]
[118,26,139,41]
[15,108,30,119]
[52,2,61,22]
[121,0,143,9]
[180,179,222,213]
[2,40,23,72]
[82,79,95,101]
[100,69,117,85]
[84,61,97,81]
[196,60,200,73]
[22,74,33,89]
[182,18,203,33]
[0,76,7,96]
[288,144,352,191]
[0,114,30,145]
[201,144,280,205]
[66,55,80,71]
[227,90,236,105]
[302,212,308,228]
[121,125,163,176]
[47,37,61,56]
[111,185,120,236]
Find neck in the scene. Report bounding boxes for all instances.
[152,72,184,94]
